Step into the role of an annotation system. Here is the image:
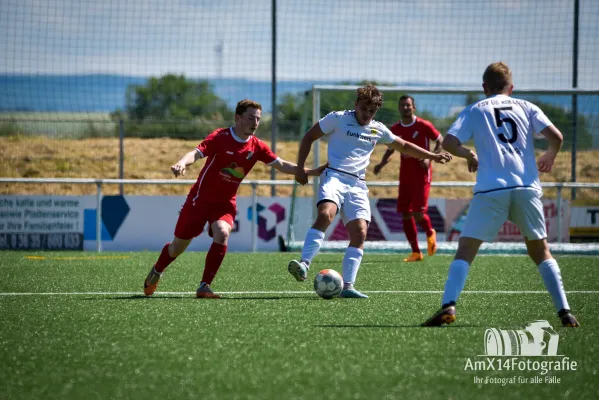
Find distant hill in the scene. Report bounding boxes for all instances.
[0,74,335,113]
[1,74,596,120]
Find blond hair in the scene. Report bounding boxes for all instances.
[356,85,383,108]
[483,62,513,94]
[235,99,262,115]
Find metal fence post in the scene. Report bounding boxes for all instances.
[119,119,125,195]
[96,181,103,253]
[251,182,257,252]
[556,184,563,243]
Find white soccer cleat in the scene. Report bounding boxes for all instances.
[288,260,309,282]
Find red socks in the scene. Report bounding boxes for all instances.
[403,217,420,253]
[418,214,434,237]
[154,243,176,273]
[201,243,228,285]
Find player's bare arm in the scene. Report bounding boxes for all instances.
[388,137,452,164]
[373,148,395,174]
[537,125,563,173]
[270,158,327,181]
[295,123,326,184]
[442,135,478,172]
[171,149,203,177]
[419,136,443,169]
[433,135,444,153]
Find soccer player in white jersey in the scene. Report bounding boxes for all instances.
[422,62,579,327]
[288,85,452,298]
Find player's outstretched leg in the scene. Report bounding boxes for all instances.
[527,238,580,328]
[537,258,580,327]
[288,228,324,281]
[339,219,368,298]
[422,258,471,326]
[144,267,163,296]
[196,241,227,299]
[144,242,178,296]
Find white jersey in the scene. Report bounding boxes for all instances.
[318,110,397,179]
[447,94,552,194]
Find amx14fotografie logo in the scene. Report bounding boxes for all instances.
[465,320,578,386]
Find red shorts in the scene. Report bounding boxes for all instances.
[397,182,430,214]
[174,200,236,240]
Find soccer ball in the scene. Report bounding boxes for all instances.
[314,269,343,299]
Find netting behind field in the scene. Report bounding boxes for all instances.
[1,0,599,199]
[1,1,598,138]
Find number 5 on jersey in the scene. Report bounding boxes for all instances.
[493,107,518,144]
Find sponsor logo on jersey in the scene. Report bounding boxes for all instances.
[221,162,245,179]
[346,130,377,145]
[412,131,419,138]
[246,151,254,160]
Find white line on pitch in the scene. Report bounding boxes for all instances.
[0,290,598,296]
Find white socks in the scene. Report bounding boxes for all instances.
[442,259,470,306]
[342,247,363,286]
[301,228,325,266]
[538,258,570,312]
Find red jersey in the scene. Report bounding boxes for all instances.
[390,117,440,185]
[188,127,277,205]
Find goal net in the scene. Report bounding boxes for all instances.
[284,85,599,256]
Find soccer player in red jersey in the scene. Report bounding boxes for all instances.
[373,95,443,262]
[143,99,326,298]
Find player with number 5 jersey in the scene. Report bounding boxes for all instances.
[422,62,579,328]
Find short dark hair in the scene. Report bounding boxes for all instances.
[235,99,262,115]
[399,95,415,108]
[356,85,383,108]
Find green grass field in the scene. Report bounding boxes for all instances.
[1,252,597,400]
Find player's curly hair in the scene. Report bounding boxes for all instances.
[483,62,512,94]
[356,85,383,108]
[235,99,262,115]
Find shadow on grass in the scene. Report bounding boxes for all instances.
[83,295,320,301]
[315,324,482,328]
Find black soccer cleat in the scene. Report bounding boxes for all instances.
[558,309,580,328]
[422,304,456,327]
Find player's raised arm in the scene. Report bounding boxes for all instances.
[295,123,326,184]
[387,137,452,164]
[170,149,203,177]
[442,135,478,173]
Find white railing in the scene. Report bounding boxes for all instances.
[1,178,599,252]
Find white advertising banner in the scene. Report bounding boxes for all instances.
[93,196,291,252]
[569,206,599,242]
[1,194,589,251]
[0,196,93,250]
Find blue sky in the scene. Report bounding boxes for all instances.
[1,0,598,89]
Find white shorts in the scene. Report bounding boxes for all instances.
[318,169,370,225]
[461,188,546,242]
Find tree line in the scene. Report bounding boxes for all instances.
[109,74,593,149]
